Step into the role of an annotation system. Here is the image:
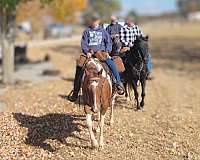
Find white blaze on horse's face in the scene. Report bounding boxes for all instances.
[87,59,106,77]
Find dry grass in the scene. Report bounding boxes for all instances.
[0,21,200,160]
[142,21,200,39]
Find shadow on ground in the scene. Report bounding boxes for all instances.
[13,113,86,152]
[61,76,74,82]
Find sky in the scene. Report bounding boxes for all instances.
[120,0,178,16]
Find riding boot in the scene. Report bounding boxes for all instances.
[68,66,84,102]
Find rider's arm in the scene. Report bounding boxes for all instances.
[81,30,89,55]
[104,31,112,53]
[136,25,144,37]
[119,27,129,47]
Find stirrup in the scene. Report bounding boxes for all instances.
[67,90,74,99]
[116,84,125,95]
[68,90,79,102]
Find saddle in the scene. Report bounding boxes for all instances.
[77,52,125,73]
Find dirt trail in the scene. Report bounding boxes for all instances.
[0,37,200,159]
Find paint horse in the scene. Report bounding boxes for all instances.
[82,58,116,148]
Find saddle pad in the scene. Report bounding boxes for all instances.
[77,54,87,67]
[100,62,115,82]
[112,56,125,73]
[95,51,109,61]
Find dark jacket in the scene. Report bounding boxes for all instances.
[81,26,112,55]
[106,23,122,36]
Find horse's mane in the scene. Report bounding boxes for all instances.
[124,36,149,81]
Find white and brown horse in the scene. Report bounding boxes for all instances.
[82,58,116,148]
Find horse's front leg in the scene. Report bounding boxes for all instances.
[133,81,139,110]
[96,111,101,133]
[140,79,146,108]
[86,113,98,148]
[99,113,105,149]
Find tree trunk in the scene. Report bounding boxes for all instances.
[2,35,14,84]
[1,12,15,84]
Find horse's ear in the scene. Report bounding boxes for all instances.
[98,69,103,76]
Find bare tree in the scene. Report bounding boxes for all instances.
[0,0,52,84]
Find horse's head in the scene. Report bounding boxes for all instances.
[130,35,149,61]
[125,36,149,78]
[83,58,105,112]
[84,58,104,80]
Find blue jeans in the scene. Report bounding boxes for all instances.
[105,58,121,84]
[147,54,152,73]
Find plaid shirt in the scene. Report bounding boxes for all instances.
[120,24,144,47]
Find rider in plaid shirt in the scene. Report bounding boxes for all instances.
[120,17,144,47]
[120,17,152,75]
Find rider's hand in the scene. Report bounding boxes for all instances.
[87,52,92,58]
[120,47,130,53]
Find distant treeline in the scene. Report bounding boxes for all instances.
[177,0,200,16]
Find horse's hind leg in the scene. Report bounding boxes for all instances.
[124,82,131,102]
[140,79,146,108]
[110,94,116,126]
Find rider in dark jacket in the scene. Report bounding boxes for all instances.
[106,16,122,56]
[82,24,112,54]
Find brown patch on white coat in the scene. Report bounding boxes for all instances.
[82,58,116,148]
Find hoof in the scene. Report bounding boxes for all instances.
[92,144,99,149]
[92,141,99,148]
[99,144,104,149]
[99,140,104,149]
[109,120,114,126]
[96,126,100,133]
[140,101,144,108]
[126,97,130,102]
[135,106,142,111]
[92,108,99,113]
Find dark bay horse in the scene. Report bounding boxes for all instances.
[82,58,116,148]
[122,36,149,110]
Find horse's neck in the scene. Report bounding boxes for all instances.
[128,52,139,64]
